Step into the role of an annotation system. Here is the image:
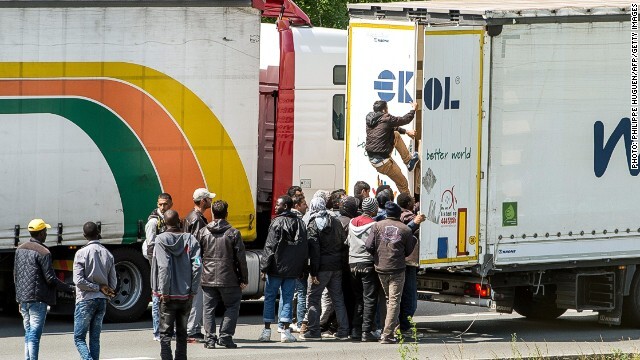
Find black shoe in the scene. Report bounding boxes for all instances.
[407,152,420,172]
[361,331,379,342]
[217,337,238,349]
[350,330,362,341]
[204,341,216,349]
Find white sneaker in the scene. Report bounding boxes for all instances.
[277,326,284,333]
[281,328,297,343]
[258,328,272,342]
[290,323,300,333]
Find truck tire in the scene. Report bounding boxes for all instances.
[513,286,566,320]
[622,270,640,327]
[106,247,150,322]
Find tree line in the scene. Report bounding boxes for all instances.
[264,0,398,29]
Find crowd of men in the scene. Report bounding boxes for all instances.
[12,182,424,360]
[137,180,425,359]
[13,99,423,360]
[257,182,424,346]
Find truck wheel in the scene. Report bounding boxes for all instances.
[622,270,640,327]
[513,286,566,320]
[106,247,150,322]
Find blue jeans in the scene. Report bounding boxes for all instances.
[399,266,418,331]
[263,275,296,324]
[74,298,107,360]
[152,295,160,338]
[20,301,48,360]
[278,278,307,328]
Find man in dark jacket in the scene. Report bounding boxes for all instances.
[336,196,359,233]
[184,187,215,342]
[14,218,75,360]
[259,195,308,343]
[277,194,308,333]
[397,193,421,333]
[365,202,417,344]
[198,200,248,349]
[365,100,419,194]
[300,198,350,341]
[151,210,202,360]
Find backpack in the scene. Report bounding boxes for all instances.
[148,209,167,235]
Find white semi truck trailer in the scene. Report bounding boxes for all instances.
[0,0,346,322]
[346,0,637,325]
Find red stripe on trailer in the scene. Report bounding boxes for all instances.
[272,19,296,213]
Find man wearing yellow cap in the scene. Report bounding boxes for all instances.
[14,219,75,360]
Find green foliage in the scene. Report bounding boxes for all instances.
[262,0,399,29]
[396,316,419,360]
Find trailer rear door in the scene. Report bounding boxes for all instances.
[419,27,485,267]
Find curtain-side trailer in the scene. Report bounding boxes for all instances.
[347,0,637,325]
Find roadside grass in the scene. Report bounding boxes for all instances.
[397,326,640,360]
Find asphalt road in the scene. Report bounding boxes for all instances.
[1,301,639,360]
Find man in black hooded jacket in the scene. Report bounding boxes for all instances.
[258,195,308,343]
[197,200,248,349]
[365,100,419,194]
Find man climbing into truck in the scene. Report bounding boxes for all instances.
[365,100,420,195]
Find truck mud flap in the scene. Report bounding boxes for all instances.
[492,287,515,314]
[598,268,626,326]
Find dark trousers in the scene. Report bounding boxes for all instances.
[306,270,350,337]
[203,286,242,342]
[350,262,379,334]
[160,299,192,360]
[399,266,418,331]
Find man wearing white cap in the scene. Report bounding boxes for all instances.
[14,219,75,360]
[184,188,215,342]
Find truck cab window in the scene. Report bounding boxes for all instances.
[332,94,345,141]
[333,65,346,85]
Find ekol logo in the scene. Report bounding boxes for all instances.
[424,76,460,111]
[374,70,413,103]
[374,70,461,110]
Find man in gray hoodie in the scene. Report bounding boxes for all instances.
[347,197,380,342]
[151,210,202,360]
